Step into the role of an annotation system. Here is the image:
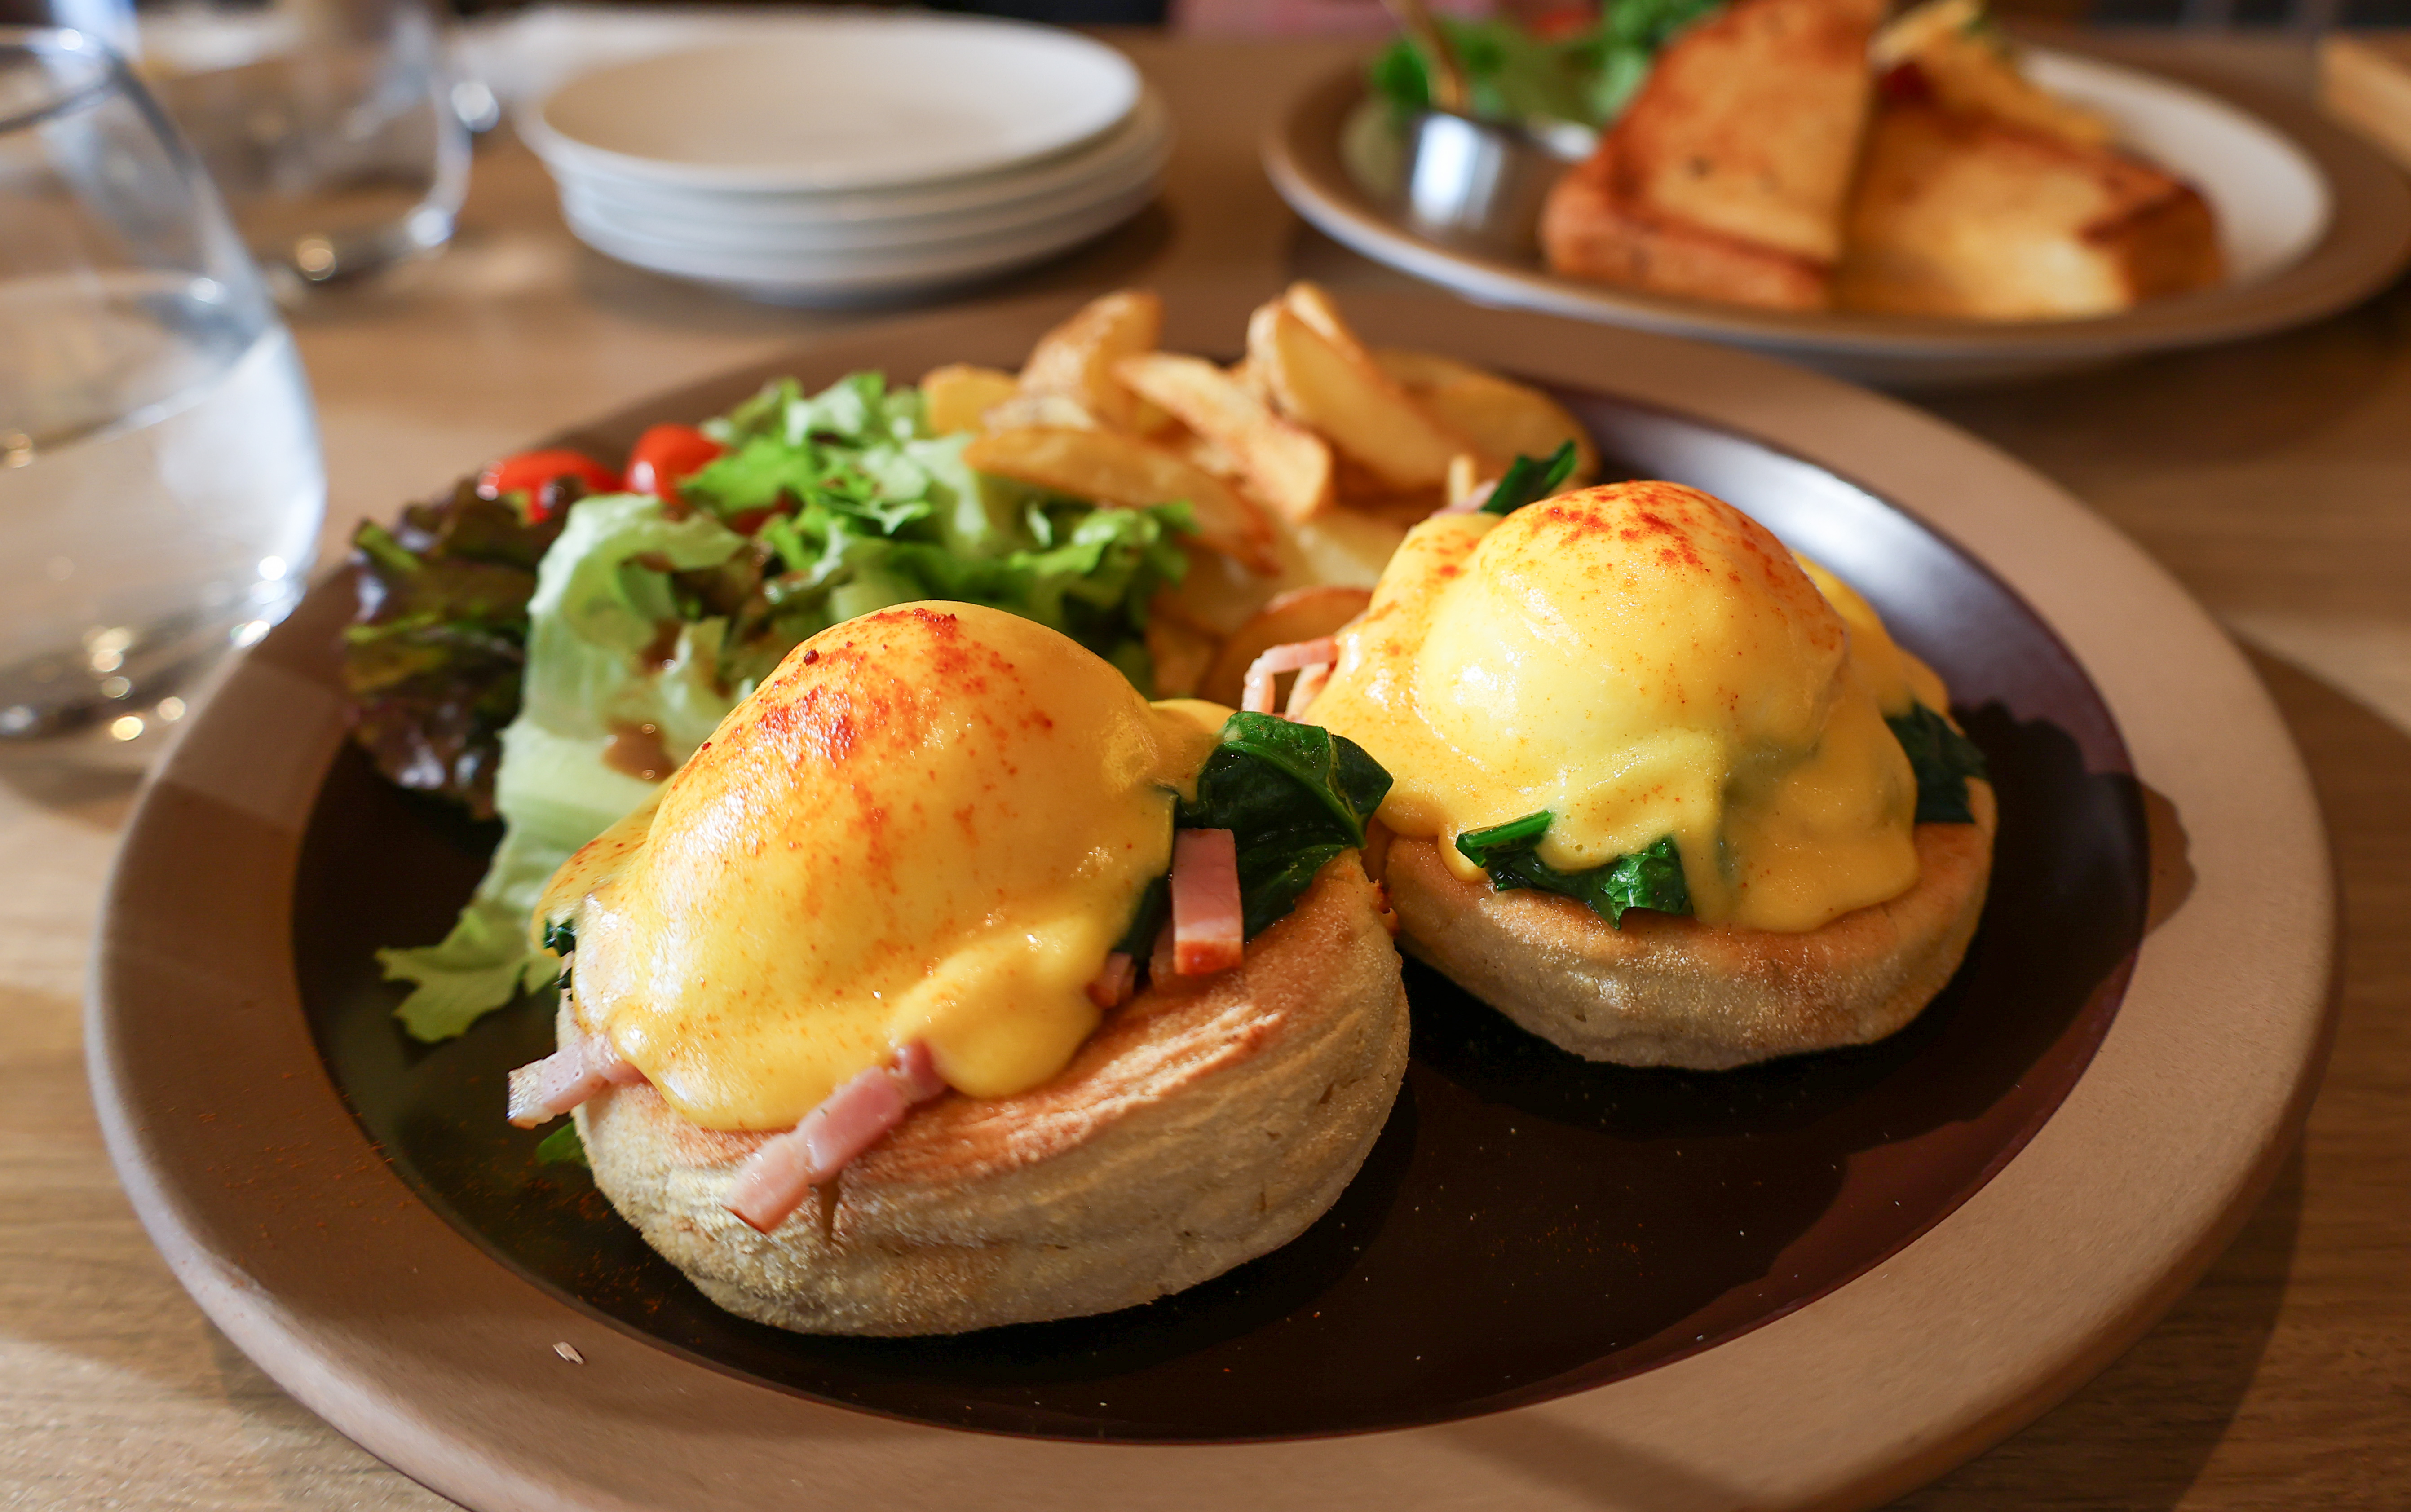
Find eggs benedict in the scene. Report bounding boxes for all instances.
[506,603,1409,1334]
[1294,481,1994,1068]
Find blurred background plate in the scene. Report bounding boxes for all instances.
[556,177,1166,303]
[521,19,1140,193]
[505,14,1169,304]
[548,91,1174,231]
[1266,36,2411,387]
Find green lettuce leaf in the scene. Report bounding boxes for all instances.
[1367,1,1723,131]
[1561,0,1727,123]
[376,371,1199,1040]
[1455,813,1692,926]
[1369,17,1593,127]
[534,1122,588,1167]
[379,821,576,1040]
[1178,711,1394,938]
[341,479,566,817]
[380,492,750,1038]
[1888,702,1989,824]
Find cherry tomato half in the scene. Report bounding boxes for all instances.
[478,450,621,520]
[625,424,725,506]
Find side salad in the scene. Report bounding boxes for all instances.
[1367,0,1726,134]
[352,371,1192,1040]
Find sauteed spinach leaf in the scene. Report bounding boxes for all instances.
[1888,702,1989,824]
[1176,712,1394,939]
[1456,814,1692,926]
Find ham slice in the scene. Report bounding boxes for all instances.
[1241,637,1337,717]
[1171,827,1245,976]
[1440,479,1497,514]
[1285,661,1332,720]
[506,1031,645,1128]
[890,1039,947,1103]
[1085,951,1137,1009]
[723,1044,951,1234]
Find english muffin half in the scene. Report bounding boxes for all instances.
[1376,785,1992,1068]
[572,855,1406,1335]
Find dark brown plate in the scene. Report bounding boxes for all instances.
[292,363,2143,1444]
[92,288,2333,1510]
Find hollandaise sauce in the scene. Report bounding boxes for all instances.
[1307,482,1943,934]
[536,604,1221,1131]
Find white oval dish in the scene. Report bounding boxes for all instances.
[1265,38,2411,387]
[526,17,1140,194]
[560,179,1163,303]
[549,94,1173,249]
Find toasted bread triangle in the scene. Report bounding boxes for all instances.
[1542,0,1885,309]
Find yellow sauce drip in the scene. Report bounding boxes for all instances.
[537,604,1221,1131]
[1306,483,1927,933]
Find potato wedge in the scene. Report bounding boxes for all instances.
[1199,585,1375,709]
[921,364,1022,436]
[1130,396,1180,437]
[1018,290,1162,430]
[980,392,1099,432]
[1115,352,1336,526]
[1247,303,1475,489]
[1289,506,1409,589]
[1144,613,1217,699]
[963,426,1275,573]
[1371,348,1490,391]
[1228,357,1273,406]
[1330,452,1445,525]
[1445,453,1484,511]
[1406,379,1599,485]
[1281,281,1362,352]
[1177,429,1248,481]
[1377,348,1600,483]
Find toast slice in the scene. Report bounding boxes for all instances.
[1835,97,2225,319]
[1540,0,1886,310]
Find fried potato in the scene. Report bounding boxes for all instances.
[1018,290,1162,431]
[1130,396,1180,438]
[1375,349,1601,484]
[1228,357,1274,406]
[1199,586,1374,709]
[980,392,1100,432]
[1115,352,1336,527]
[1177,429,1248,480]
[922,364,1022,436]
[1247,303,1475,490]
[1446,454,1484,511]
[1281,281,1359,348]
[1289,506,1409,589]
[1329,453,1445,526]
[963,426,1276,573]
[1145,613,1217,699]
[1369,348,1490,391]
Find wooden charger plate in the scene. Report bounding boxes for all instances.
[89,288,2333,1510]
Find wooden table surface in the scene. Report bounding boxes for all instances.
[4,29,2406,1512]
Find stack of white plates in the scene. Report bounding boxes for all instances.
[519,15,1169,304]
